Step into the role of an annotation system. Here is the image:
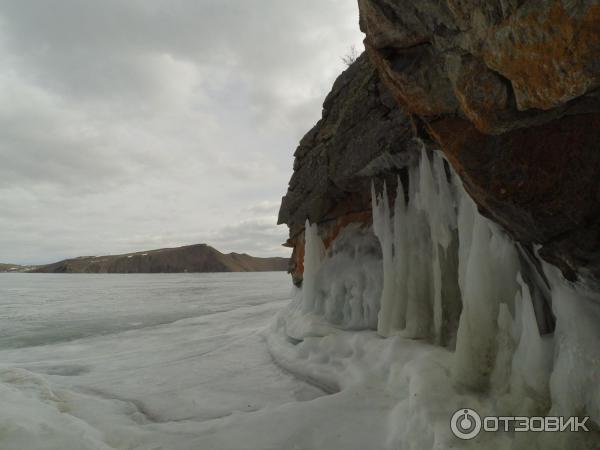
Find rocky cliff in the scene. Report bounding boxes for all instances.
[280,0,600,284]
[276,3,600,447]
[357,0,600,282]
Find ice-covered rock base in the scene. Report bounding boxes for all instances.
[270,148,600,449]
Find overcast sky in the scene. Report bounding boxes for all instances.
[0,0,364,264]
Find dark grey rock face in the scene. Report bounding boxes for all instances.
[278,54,414,238]
[278,54,420,283]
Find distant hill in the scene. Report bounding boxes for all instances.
[28,244,289,274]
[0,263,29,272]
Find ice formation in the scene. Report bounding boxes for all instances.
[275,145,600,449]
[372,147,460,343]
[295,221,382,332]
[301,219,326,312]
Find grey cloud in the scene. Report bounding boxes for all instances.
[244,201,281,215]
[209,218,289,257]
[0,0,363,264]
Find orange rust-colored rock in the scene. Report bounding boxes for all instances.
[288,233,306,286]
[483,1,600,111]
[359,0,600,133]
[449,55,510,133]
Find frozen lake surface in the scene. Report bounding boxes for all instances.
[0,273,329,449]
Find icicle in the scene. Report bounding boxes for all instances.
[421,149,458,344]
[372,149,461,341]
[546,269,600,425]
[302,219,325,312]
[509,273,553,414]
[392,177,408,331]
[373,182,397,337]
[452,211,497,389]
[451,204,520,390]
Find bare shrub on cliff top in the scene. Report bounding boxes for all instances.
[341,45,360,66]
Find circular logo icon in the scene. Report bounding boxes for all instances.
[450,408,482,440]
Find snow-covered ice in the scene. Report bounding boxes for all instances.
[0,273,326,450]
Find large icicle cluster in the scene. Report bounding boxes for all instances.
[289,145,600,444]
[370,149,547,391]
[371,147,461,344]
